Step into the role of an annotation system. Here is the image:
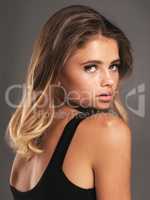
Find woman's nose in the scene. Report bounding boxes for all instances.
[101,71,114,87]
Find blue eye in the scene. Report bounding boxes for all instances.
[84,64,97,72]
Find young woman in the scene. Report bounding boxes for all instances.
[7,4,133,200]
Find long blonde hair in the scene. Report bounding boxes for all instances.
[5,4,133,161]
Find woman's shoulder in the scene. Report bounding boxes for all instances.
[81,112,132,200]
[77,111,131,158]
[80,111,127,132]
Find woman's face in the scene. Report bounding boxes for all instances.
[59,34,120,110]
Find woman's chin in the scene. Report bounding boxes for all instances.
[95,100,113,110]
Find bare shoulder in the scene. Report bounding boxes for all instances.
[80,112,132,200]
[81,111,131,145]
[81,112,132,162]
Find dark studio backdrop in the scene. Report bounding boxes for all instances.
[1,0,150,200]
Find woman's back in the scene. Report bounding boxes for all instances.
[9,106,94,189]
[9,105,116,199]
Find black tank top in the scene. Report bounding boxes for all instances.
[9,104,115,200]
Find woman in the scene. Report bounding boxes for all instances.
[7,4,133,200]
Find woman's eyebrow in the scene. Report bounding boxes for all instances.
[80,59,121,65]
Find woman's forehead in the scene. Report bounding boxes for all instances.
[67,36,119,65]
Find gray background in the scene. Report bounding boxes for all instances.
[1,0,150,199]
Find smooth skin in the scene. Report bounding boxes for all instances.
[89,114,132,200]
[10,34,132,200]
[59,34,120,110]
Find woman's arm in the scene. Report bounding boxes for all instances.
[91,115,132,200]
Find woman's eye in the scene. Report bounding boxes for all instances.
[84,64,97,72]
[110,63,120,71]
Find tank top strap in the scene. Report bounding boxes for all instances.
[49,113,85,170]
[50,103,116,170]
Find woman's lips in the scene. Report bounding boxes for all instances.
[97,94,113,101]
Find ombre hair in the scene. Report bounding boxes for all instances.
[6,4,133,160]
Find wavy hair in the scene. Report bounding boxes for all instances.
[6,4,133,160]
